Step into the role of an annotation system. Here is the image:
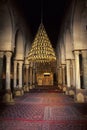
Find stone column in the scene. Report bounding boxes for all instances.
[18,61,23,89]
[72,59,75,87]
[81,50,87,89]
[56,68,58,85]
[62,64,66,85]
[74,51,86,103]
[74,51,81,89]
[57,67,61,89]
[29,62,33,89]
[28,64,30,87]
[24,64,29,92]
[66,60,71,88]
[3,52,14,104]
[58,67,62,84]
[22,65,25,86]
[15,61,24,96]
[5,52,12,90]
[13,60,17,89]
[70,61,73,87]
[32,63,36,88]
[0,52,4,89]
[57,68,59,84]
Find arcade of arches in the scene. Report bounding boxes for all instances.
[0,0,87,104]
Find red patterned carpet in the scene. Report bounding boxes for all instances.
[0,91,87,130]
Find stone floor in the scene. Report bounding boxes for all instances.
[0,89,87,130]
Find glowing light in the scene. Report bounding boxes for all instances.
[44,72,50,75]
[28,23,56,63]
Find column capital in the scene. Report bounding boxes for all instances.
[0,52,4,58]
[25,59,29,65]
[59,65,62,68]
[18,60,23,65]
[33,62,36,69]
[61,64,66,68]
[71,59,75,61]
[14,60,17,64]
[66,59,70,64]
[74,50,80,56]
[66,59,71,61]
[30,62,33,67]
[5,52,12,58]
[25,64,29,69]
[74,50,81,89]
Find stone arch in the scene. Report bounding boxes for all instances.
[56,40,60,68]
[57,43,61,66]
[0,2,13,51]
[64,29,74,59]
[80,4,87,49]
[73,0,81,49]
[25,41,31,58]
[72,0,87,50]
[14,29,25,60]
[60,38,65,64]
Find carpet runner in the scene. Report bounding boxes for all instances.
[0,91,87,130]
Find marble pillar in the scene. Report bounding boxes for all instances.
[0,52,4,90]
[18,61,23,89]
[74,51,81,89]
[74,51,86,102]
[29,62,33,89]
[24,64,29,92]
[13,60,17,89]
[70,60,73,87]
[5,52,12,90]
[3,52,14,104]
[66,60,70,88]
[32,68,36,88]
[15,61,24,96]
[58,67,62,84]
[62,64,66,85]
[57,68,59,84]
[81,50,87,89]
[28,65,30,87]
[66,59,75,96]
[72,59,75,87]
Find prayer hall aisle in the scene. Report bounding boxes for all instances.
[0,91,87,130]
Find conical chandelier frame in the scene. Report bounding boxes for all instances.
[27,0,56,64]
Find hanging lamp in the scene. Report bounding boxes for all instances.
[27,0,56,64]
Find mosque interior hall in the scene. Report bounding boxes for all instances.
[0,0,87,129]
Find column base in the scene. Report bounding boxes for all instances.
[32,84,35,88]
[68,87,75,97]
[58,85,62,90]
[62,85,67,94]
[75,89,87,103]
[23,85,29,92]
[14,88,24,96]
[3,90,15,105]
[29,85,33,89]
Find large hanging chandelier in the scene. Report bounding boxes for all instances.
[27,23,56,63]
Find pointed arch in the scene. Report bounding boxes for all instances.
[14,29,25,60]
[64,29,74,59]
[60,38,65,64]
[0,3,13,51]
